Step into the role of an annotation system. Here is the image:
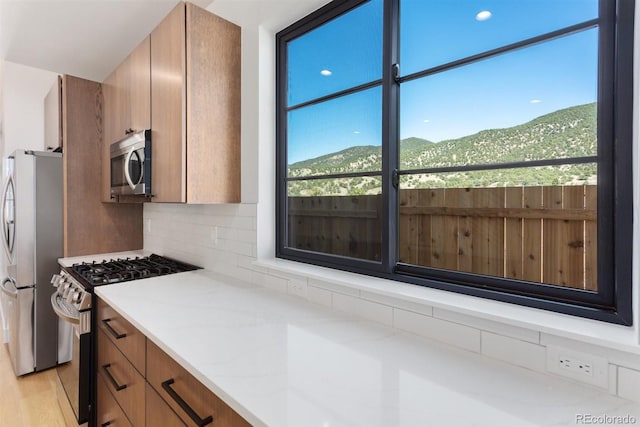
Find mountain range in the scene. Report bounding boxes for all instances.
[288,103,597,196]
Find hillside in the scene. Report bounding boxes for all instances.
[288,103,597,196]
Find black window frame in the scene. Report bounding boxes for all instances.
[276,0,634,325]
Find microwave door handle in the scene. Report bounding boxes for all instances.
[123,147,137,191]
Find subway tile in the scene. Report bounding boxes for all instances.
[618,367,640,402]
[609,364,618,395]
[435,308,540,344]
[287,278,308,299]
[360,290,434,317]
[307,286,332,308]
[308,278,360,297]
[332,293,393,326]
[393,308,481,353]
[237,255,264,273]
[215,239,253,256]
[481,332,546,373]
[254,272,287,293]
[216,227,257,244]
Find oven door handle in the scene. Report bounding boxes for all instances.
[50,293,80,325]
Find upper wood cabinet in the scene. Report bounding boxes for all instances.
[60,75,143,255]
[151,2,241,203]
[44,76,62,151]
[102,36,151,203]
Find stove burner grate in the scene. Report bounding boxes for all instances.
[71,254,200,287]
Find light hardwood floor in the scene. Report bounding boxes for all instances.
[0,344,70,427]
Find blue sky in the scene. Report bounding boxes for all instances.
[287,0,599,164]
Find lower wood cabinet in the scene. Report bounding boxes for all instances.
[146,340,251,427]
[97,328,146,427]
[146,383,186,427]
[96,298,251,427]
[97,373,134,427]
[97,298,146,374]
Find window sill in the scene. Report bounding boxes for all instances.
[253,257,640,354]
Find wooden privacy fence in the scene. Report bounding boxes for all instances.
[288,185,597,290]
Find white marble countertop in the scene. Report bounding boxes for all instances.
[95,269,640,427]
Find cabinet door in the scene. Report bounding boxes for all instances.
[151,2,186,203]
[97,373,134,427]
[44,76,62,151]
[185,3,241,204]
[146,383,186,427]
[147,340,250,427]
[128,36,151,133]
[97,298,146,374]
[98,328,145,427]
[102,66,125,203]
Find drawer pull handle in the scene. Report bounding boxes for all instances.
[161,379,213,426]
[102,363,127,391]
[102,318,127,339]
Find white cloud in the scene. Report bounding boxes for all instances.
[530,99,542,104]
[320,69,332,76]
[476,11,492,21]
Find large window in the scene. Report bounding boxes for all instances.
[276,0,634,324]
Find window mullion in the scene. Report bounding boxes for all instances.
[381,0,400,273]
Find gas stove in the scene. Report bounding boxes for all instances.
[70,253,200,287]
[52,254,201,316]
[50,253,201,425]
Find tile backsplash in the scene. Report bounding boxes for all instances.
[144,202,640,404]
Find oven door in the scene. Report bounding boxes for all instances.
[51,293,91,425]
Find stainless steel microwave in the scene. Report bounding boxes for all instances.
[110,130,151,197]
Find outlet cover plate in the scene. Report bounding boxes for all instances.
[546,345,608,389]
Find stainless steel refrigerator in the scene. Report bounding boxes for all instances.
[0,149,71,376]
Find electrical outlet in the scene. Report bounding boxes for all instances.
[558,356,593,376]
[546,345,608,389]
[287,280,308,298]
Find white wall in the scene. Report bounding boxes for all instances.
[2,61,57,157]
[142,0,639,403]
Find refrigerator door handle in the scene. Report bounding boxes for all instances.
[0,277,17,298]
[1,176,15,261]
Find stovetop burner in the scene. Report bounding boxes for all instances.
[70,254,200,287]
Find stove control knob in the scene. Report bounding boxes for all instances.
[62,282,73,297]
[51,274,62,287]
[68,291,79,304]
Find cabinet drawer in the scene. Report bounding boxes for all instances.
[146,340,250,427]
[97,297,146,373]
[146,383,186,427]
[97,373,134,427]
[98,328,145,427]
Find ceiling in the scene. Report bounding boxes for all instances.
[0,0,213,82]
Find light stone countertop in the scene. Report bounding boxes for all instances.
[94,269,640,427]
